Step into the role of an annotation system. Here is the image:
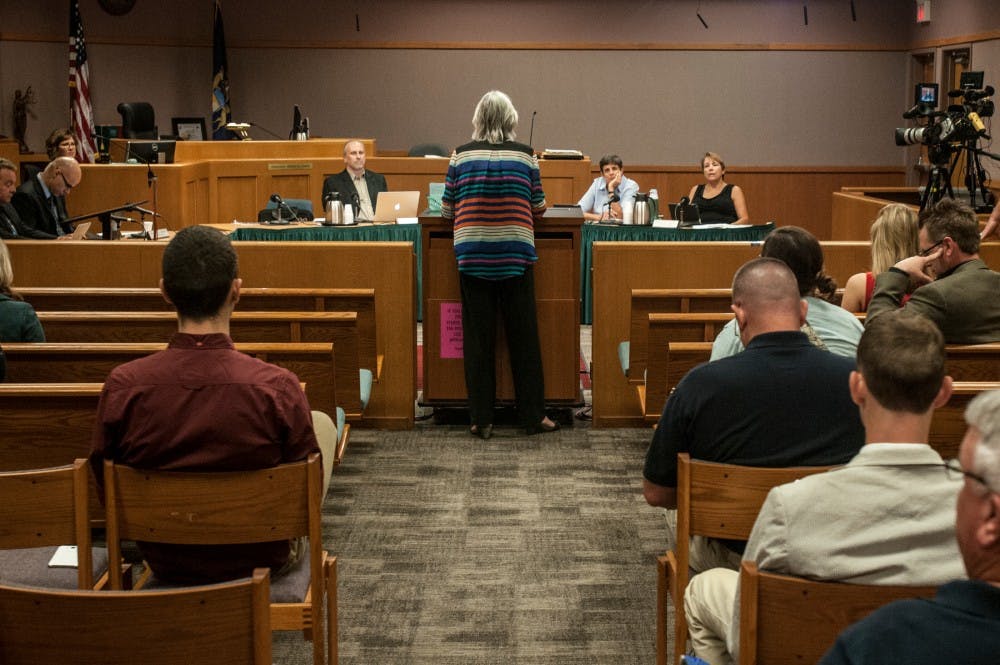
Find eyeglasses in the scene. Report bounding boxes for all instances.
[943,459,995,493]
[57,171,75,191]
[919,238,946,257]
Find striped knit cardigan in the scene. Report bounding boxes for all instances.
[441,140,547,280]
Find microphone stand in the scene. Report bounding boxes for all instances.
[121,146,160,239]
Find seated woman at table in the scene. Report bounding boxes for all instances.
[45,128,77,160]
[687,151,749,224]
[840,203,919,313]
[0,238,45,342]
[711,226,862,360]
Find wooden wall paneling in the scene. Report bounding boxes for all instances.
[269,173,314,204]
[172,138,372,162]
[215,171,265,225]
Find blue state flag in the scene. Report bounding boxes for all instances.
[212,0,235,140]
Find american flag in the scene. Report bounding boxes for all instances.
[69,0,97,163]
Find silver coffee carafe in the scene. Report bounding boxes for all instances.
[631,192,652,226]
[323,192,344,226]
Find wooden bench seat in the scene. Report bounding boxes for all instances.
[3,342,342,425]
[0,383,104,520]
[641,341,713,423]
[640,340,1000,426]
[624,288,845,383]
[928,381,997,460]
[36,310,367,420]
[944,343,1000,381]
[21,286,381,383]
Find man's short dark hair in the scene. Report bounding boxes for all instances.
[162,226,238,319]
[599,154,623,170]
[857,310,945,414]
[919,198,980,254]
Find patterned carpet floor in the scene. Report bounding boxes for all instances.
[273,422,670,664]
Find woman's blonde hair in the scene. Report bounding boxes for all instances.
[0,238,18,299]
[870,203,919,274]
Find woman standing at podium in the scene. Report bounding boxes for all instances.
[441,90,559,440]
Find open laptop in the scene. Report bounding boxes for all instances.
[372,191,420,223]
[70,221,91,240]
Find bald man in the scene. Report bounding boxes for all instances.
[11,156,81,237]
[321,140,387,222]
[642,257,864,571]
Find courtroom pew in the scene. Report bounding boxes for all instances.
[928,382,998,460]
[0,383,103,521]
[3,342,341,425]
[0,379,328,524]
[945,344,1000,381]
[592,242,1000,428]
[641,341,714,423]
[624,288,845,382]
[37,311,367,420]
[21,286,381,382]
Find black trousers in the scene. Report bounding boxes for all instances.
[459,267,546,428]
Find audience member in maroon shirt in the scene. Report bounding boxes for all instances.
[90,225,335,583]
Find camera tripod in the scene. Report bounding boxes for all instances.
[920,143,956,211]
[920,141,998,212]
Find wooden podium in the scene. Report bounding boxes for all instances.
[420,208,584,406]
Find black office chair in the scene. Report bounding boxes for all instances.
[117,102,158,140]
[407,143,449,157]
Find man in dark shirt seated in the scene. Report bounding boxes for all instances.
[90,226,336,584]
[643,257,864,571]
[321,140,387,222]
[0,158,59,239]
[11,156,80,237]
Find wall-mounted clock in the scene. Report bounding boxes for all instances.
[98,0,137,16]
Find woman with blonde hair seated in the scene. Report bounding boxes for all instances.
[840,203,919,313]
[0,238,45,342]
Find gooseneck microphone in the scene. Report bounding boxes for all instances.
[269,193,298,222]
[677,196,690,225]
[529,110,537,148]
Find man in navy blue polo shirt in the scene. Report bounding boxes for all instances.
[642,257,864,570]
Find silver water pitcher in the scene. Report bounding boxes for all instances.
[323,193,344,226]
[631,192,652,226]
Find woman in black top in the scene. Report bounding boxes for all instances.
[687,151,750,224]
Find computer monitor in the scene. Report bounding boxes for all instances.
[125,139,176,165]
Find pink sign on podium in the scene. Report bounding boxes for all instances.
[439,301,464,359]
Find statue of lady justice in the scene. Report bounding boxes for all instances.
[12,87,37,154]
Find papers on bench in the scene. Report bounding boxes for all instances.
[48,545,79,568]
[541,148,584,159]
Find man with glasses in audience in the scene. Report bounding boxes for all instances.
[867,197,1000,343]
[820,388,1000,665]
[11,156,81,238]
[683,310,966,665]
